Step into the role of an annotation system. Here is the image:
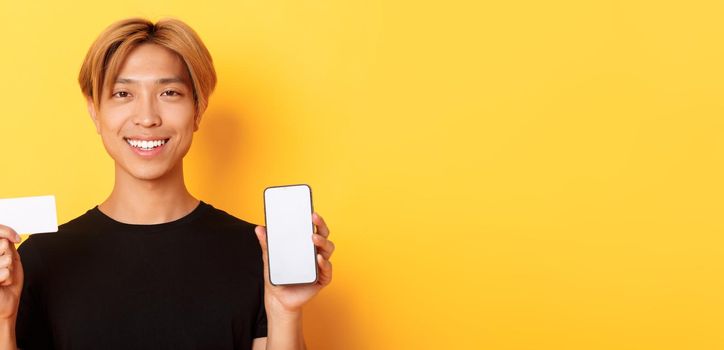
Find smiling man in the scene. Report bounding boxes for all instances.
[0,18,334,350]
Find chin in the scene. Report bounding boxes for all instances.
[118,161,178,181]
[131,169,171,181]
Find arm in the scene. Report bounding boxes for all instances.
[254,212,334,350]
[0,225,23,350]
[0,318,17,350]
[250,307,307,350]
[264,302,306,350]
[250,309,306,350]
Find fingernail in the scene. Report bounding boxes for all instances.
[15,233,21,243]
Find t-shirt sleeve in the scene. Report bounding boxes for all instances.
[253,293,268,338]
[16,238,53,349]
[253,257,268,338]
[252,226,268,339]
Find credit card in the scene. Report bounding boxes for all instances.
[0,195,58,234]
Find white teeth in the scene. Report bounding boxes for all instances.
[125,138,167,150]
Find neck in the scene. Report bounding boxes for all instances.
[99,160,199,224]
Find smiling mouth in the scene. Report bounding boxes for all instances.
[124,138,171,151]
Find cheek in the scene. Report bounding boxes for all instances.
[98,120,128,142]
[162,104,197,130]
[98,105,132,131]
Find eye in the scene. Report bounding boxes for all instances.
[161,90,181,97]
[112,91,130,98]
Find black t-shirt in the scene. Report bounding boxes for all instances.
[16,201,267,350]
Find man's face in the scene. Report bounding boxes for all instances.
[89,43,198,182]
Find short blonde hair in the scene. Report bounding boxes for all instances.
[78,18,216,117]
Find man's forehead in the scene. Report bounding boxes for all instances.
[114,76,189,84]
[112,44,191,84]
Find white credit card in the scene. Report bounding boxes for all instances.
[0,195,58,234]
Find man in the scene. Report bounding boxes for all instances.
[0,17,334,350]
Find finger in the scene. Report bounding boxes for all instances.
[1,238,20,266]
[316,253,333,286]
[254,226,271,284]
[0,267,10,286]
[0,240,22,287]
[254,225,268,253]
[0,254,11,269]
[312,234,335,260]
[0,265,11,287]
[0,224,21,243]
[312,212,330,238]
[0,239,8,255]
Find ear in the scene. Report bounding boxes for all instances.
[86,97,101,134]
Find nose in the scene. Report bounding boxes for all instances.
[133,93,162,127]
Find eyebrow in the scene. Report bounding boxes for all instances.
[114,77,187,85]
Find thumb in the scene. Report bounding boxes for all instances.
[254,226,270,284]
[254,225,268,252]
[10,243,23,293]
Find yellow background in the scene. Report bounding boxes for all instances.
[1,0,723,348]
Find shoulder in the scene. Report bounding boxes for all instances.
[195,202,263,254]
[18,202,262,257]
[192,202,265,276]
[16,207,102,283]
[198,202,257,233]
[199,202,259,230]
[17,207,99,256]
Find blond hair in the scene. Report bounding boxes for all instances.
[78,18,216,117]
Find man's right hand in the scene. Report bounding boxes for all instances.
[0,225,23,321]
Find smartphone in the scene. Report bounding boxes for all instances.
[263,184,318,285]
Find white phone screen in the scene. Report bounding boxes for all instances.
[263,184,317,285]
